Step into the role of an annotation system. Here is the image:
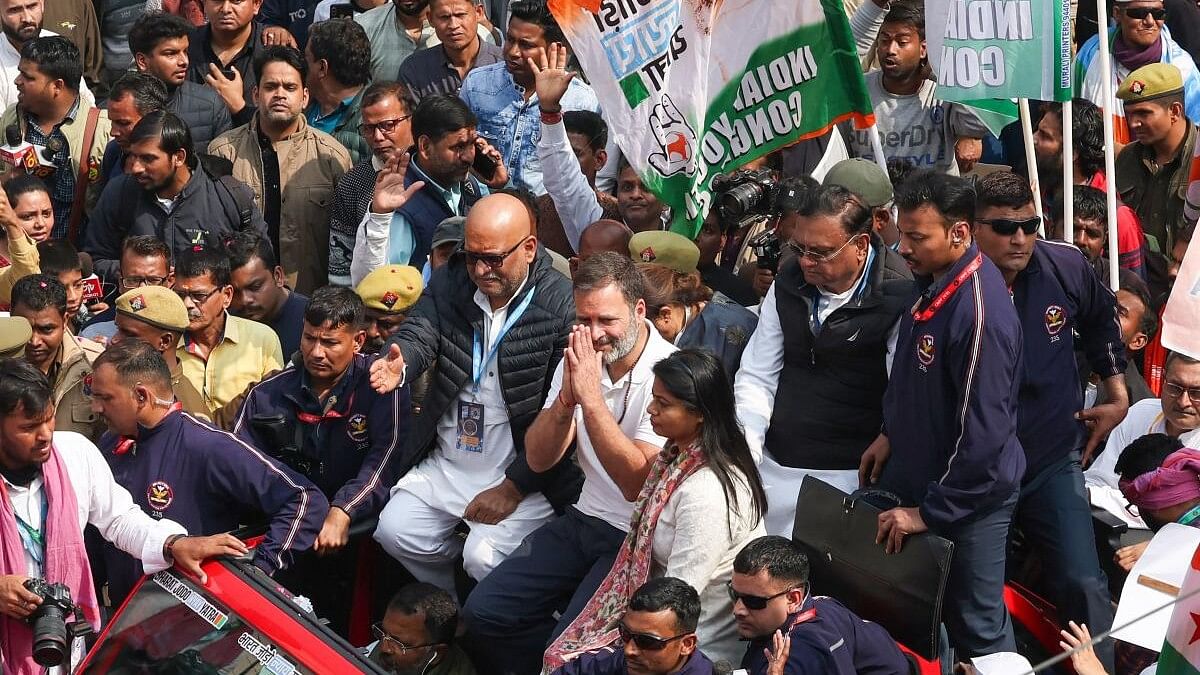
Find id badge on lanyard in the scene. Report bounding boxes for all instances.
[458,286,536,454]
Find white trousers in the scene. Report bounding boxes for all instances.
[373,463,555,594]
[759,453,858,536]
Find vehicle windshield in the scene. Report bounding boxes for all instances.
[82,569,317,675]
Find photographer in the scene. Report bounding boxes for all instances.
[733,182,916,535]
[0,357,246,674]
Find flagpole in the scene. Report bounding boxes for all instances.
[1097,0,1121,291]
[867,124,890,177]
[1062,99,1074,244]
[1019,98,1047,236]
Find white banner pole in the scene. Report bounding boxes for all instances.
[1063,99,1074,244]
[1097,0,1121,291]
[1020,98,1047,235]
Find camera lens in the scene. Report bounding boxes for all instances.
[718,183,766,220]
[31,603,69,666]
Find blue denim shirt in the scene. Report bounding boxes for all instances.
[459,62,599,196]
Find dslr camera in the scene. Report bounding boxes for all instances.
[250,414,317,477]
[24,578,91,667]
[711,169,782,271]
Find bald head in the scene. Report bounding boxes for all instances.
[578,219,633,260]
[462,194,537,307]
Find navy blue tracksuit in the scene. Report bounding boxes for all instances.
[740,597,910,675]
[234,353,410,522]
[101,409,328,604]
[1009,239,1126,669]
[879,246,1025,658]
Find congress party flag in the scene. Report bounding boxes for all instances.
[1157,544,1200,673]
[925,0,1073,103]
[548,0,876,238]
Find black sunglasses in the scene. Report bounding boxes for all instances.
[978,216,1042,236]
[462,237,529,269]
[617,622,690,651]
[726,580,798,611]
[1122,6,1167,20]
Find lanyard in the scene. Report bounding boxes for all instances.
[811,244,875,333]
[114,402,184,455]
[911,254,982,323]
[297,391,355,424]
[1180,504,1200,527]
[472,286,536,391]
[13,491,48,566]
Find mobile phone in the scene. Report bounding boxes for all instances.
[330,3,355,18]
[221,66,236,80]
[472,146,499,180]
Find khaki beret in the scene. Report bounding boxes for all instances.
[115,286,189,332]
[1118,63,1185,103]
[0,316,31,358]
[628,231,700,274]
[356,265,423,313]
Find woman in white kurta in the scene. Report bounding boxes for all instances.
[545,349,767,670]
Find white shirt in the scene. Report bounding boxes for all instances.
[1085,398,1172,529]
[0,30,94,111]
[423,277,530,503]
[651,466,765,665]
[734,277,899,465]
[542,322,676,530]
[2,432,184,579]
[538,119,603,252]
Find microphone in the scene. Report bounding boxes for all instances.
[78,252,104,302]
[0,124,35,171]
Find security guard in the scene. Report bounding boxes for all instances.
[973,172,1126,670]
[10,274,105,442]
[356,264,424,354]
[109,285,212,423]
[0,316,31,358]
[629,230,700,274]
[91,340,328,606]
[862,170,1026,658]
[233,286,411,632]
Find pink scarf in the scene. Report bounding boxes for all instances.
[1120,448,1200,511]
[1,445,101,675]
[543,444,706,671]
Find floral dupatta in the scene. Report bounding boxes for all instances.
[543,443,707,671]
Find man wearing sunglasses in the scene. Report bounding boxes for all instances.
[1075,0,1200,144]
[735,180,916,535]
[351,94,508,286]
[731,536,908,675]
[972,172,1126,671]
[551,578,715,675]
[369,192,581,599]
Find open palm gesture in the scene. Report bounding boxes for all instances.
[529,43,574,112]
[371,151,426,214]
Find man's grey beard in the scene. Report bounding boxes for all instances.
[602,312,640,365]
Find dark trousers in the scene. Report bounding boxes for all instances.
[1016,456,1115,671]
[461,507,625,675]
[941,490,1019,659]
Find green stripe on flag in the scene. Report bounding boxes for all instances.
[1157,640,1200,674]
[961,99,1020,138]
[619,74,650,109]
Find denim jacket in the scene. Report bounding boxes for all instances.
[459,62,599,195]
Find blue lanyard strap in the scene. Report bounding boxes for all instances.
[1179,503,1200,527]
[13,491,48,565]
[472,286,536,390]
[810,245,875,333]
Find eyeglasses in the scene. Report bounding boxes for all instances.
[726,580,798,611]
[174,286,223,305]
[785,233,865,263]
[1164,381,1200,403]
[370,623,440,654]
[617,622,690,651]
[978,216,1043,236]
[462,237,528,269]
[120,275,169,290]
[1122,6,1167,20]
[358,116,411,136]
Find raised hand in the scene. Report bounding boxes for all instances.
[371,152,426,214]
[529,43,575,113]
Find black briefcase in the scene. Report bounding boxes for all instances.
[791,476,954,661]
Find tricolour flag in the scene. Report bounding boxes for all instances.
[1157,543,1200,673]
[548,0,876,238]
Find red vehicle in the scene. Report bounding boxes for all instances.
[78,554,387,674]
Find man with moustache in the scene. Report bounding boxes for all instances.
[860,169,1026,659]
[98,73,168,186]
[368,193,581,599]
[0,0,94,110]
[355,264,423,354]
[463,252,676,675]
[228,231,308,359]
[208,45,352,295]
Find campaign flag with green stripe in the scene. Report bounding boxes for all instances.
[925,0,1073,103]
[1159,542,1200,673]
[548,0,876,238]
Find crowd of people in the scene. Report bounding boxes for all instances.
[0,0,1197,673]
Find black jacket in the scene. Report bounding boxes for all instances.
[83,167,269,282]
[168,80,233,152]
[386,247,583,510]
